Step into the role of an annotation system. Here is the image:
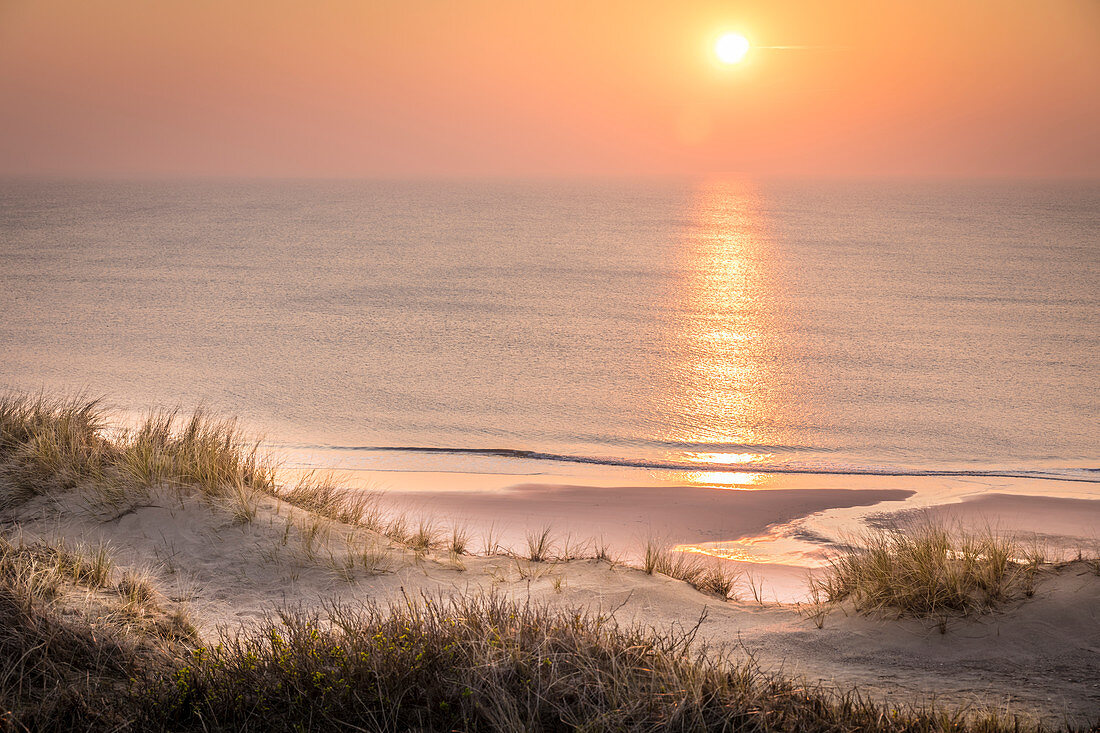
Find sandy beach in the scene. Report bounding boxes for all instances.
[296,465,1100,598]
[6,454,1098,726]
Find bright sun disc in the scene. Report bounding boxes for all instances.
[715,33,750,64]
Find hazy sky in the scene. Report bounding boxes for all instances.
[1,0,1098,178]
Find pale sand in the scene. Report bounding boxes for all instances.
[6,482,1099,726]
[918,493,1100,553]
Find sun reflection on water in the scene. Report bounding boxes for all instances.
[679,471,766,487]
[658,178,789,485]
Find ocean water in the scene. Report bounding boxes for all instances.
[2,179,1098,484]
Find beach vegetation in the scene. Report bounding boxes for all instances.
[449,523,471,555]
[118,568,158,611]
[743,571,768,606]
[0,569,1050,732]
[643,538,739,600]
[0,393,276,512]
[382,512,411,544]
[356,536,392,575]
[810,522,1047,620]
[0,534,201,730]
[593,535,615,563]
[279,470,377,527]
[410,516,443,552]
[481,521,503,556]
[525,524,555,562]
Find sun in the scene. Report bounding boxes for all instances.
[715,33,750,64]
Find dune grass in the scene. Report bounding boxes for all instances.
[279,470,379,526]
[643,538,740,600]
[449,523,471,555]
[0,532,1057,732]
[525,524,555,562]
[810,522,1043,620]
[17,538,115,590]
[0,393,112,503]
[117,408,275,499]
[146,592,1044,733]
[3,558,1047,733]
[1,536,1072,733]
[0,393,276,510]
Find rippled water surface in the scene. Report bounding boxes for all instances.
[2,179,1097,481]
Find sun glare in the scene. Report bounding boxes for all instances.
[715,33,750,64]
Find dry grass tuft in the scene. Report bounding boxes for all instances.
[409,516,442,552]
[810,522,1042,619]
[642,538,739,599]
[148,593,1034,733]
[383,513,411,544]
[556,533,590,561]
[743,571,768,606]
[0,393,277,514]
[525,524,554,562]
[151,605,200,643]
[593,536,615,564]
[481,522,504,556]
[693,564,739,599]
[118,568,158,610]
[449,523,471,555]
[279,471,378,527]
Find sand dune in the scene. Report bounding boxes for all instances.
[6,481,1099,727]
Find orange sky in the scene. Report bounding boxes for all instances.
[1,0,1098,178]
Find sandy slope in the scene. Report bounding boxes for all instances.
[5,486,1099,727]
[921,493,1100,554]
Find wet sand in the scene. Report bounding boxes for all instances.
[919,493,1100,552]
[380,480,912,557]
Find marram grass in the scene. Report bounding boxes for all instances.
[0,555,1060,733]
[0,392,276,512]
[643,537,739,599]
[150,593,1040,733]
[810,522,1041,619]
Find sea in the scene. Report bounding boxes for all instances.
[2,178,1098,487]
